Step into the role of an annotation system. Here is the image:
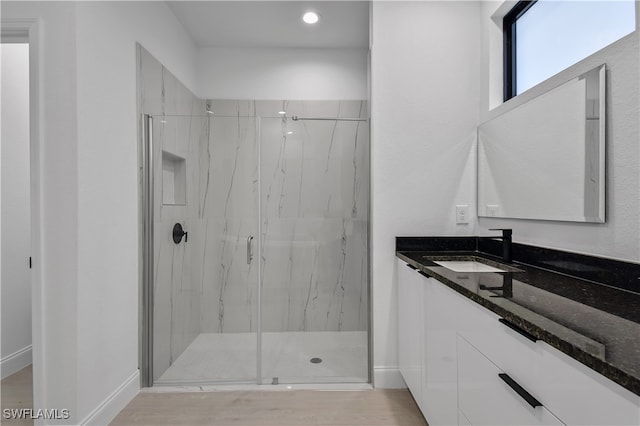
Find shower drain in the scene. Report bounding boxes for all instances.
[310,357,323,364]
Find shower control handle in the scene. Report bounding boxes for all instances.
[247,235,254,265]
[172,223,188,244]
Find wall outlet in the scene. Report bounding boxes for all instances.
[487,204,499,217]
[456,205,469,224]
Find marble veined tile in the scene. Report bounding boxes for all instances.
[205,99,257,117]
[139,46,207,380]
[200,114,258,334]
[198,101,369,335]
[258,101,369,333]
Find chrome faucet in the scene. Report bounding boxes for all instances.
[489,228,512,263]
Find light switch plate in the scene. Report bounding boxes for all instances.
[487,204,499,217]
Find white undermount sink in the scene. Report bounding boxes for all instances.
[432,260,507,273]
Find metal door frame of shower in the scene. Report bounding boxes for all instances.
[139,112,372,388]
[140,114,154,387]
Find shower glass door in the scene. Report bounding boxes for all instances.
[150,114,259,385]
[258,103,370,384]
[144,101,370,387]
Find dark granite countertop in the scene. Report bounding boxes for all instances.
[396,239,640,397]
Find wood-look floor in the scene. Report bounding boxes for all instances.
[111,389,427,426]
[0,365,34,426]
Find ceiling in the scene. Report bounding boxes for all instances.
[166,1,370,49]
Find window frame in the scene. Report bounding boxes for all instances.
[503,0,537,101]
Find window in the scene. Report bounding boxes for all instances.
[503,0,635,101]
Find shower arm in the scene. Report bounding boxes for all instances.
[291,116,368,122]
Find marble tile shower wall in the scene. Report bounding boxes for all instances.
[138,46,369,379]
[201,100,370,334]
[199,103,258,333]
[260,100,369,333]
[137,45,207,380]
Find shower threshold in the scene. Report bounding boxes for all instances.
[145,383,374,393]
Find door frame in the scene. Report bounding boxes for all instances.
[1,18,43,417]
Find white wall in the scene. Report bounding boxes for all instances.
[1,43,32,378]
[2,1,198,424]
[197,47,368,100]
[2,2,80,421]
[370,1,481,387]
[75,2,198,423]
[478,1,640,262]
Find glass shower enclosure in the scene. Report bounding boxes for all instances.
[141,100,370,386]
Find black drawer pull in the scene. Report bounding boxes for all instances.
[406,264,417,270]
[499,373,542,408]
[499,318,538,343]
[417,271,430,278]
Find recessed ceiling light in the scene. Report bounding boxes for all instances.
[287,131,294,135]
[302,11,319,24]
[278,111,286,115]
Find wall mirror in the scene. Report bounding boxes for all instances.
[477,64,605,222]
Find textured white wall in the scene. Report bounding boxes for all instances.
[197,47,368,100]
[370,1,481,387]
[479,1,640,262]
[0,43,32,378]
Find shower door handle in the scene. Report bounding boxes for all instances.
[247,235,254,265]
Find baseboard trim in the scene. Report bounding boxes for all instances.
[80,369,139,426]
[1,345,32,379]
[373,366,406,389]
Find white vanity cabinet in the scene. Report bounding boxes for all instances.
[536,342,640,426]
[396,258,640,426]
[421,271,465,426]
[397,258,462,423]
[397,260,424,404]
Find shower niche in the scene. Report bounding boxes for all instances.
[161,151,186,206]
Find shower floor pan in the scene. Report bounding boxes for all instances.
[156,331,368,386]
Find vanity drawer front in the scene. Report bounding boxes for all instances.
[457,335,564,426]
[455,289,544,394]
[538,341,640,426]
